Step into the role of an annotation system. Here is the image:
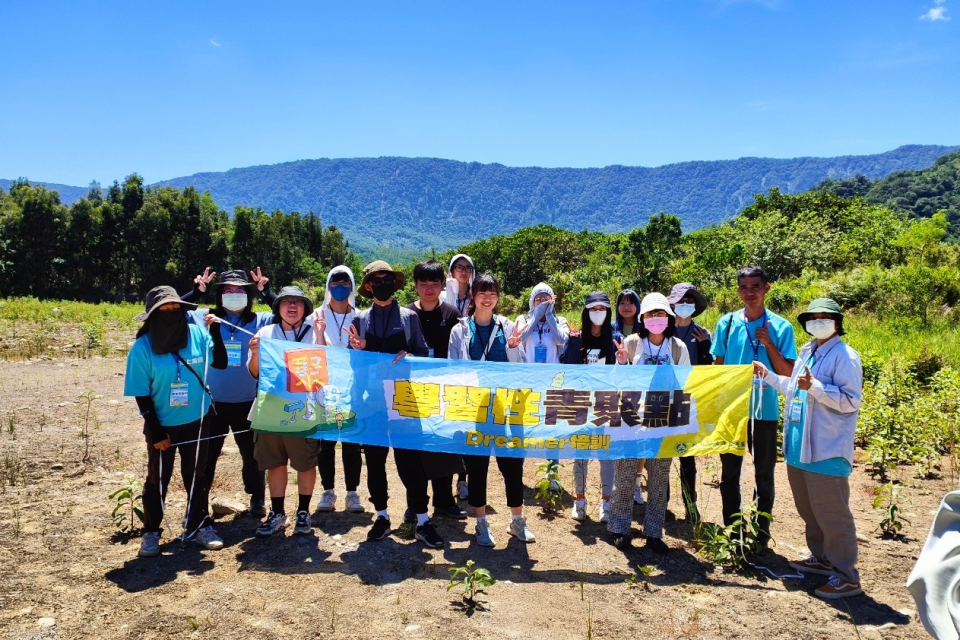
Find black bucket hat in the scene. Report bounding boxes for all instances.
[667,283,708,318]
[135,286,197,322]
[797,298,845,336]
[210,270,256,295]
[272,286,314,316]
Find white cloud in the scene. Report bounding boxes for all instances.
[210,38,222,47]
[920,6,949,20]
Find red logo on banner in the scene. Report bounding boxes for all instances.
[284,349,329,393]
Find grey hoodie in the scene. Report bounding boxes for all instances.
[440,253,475,317]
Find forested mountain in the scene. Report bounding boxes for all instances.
[0,179,86,205]
[4,145,954,255]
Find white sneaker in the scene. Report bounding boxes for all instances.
[599,499,612,523]
[571,498,587,521]
[475,519,495,547]
[456,480,469,501]
[633,484,645,505]
[317,489,336,512]
[139,531,161,557]
[508,516,536,543]
[345,491,365,513]
[197,526,224,550]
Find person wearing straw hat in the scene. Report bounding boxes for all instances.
[753,298,863,599]
[711,265,797,550]
[184,269,276,517]
[247,286,327,538]
[608,292,690,553]
[666,282,714,526]
[344,260,440,548]
[124,286,228,557]
[312,265,366,514]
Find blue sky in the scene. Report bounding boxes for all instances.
[1,0,956,186]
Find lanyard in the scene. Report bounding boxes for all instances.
[643,338,666,364]
[741,310,768,360]
[281,323,310,343]
[481,322,503,361]
[172,354,182,382]
[329,309,349,345]
[456,296,468,316]
[537,320,546,345]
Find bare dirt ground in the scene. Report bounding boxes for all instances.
[0,355,949,640]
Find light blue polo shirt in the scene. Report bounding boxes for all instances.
[711,308,797,421]
[124,324,215,427]
[186,309,274,403]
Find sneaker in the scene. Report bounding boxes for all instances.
[456,480,469,501]
[345,491,365,513]
[249,496,267,517]
[415,521,444,549]
[293,510,313,535]
[475,520,496,547]
[196,526,224,550]
[633,484,645,505]
[256,511,289,537]
[317,489,336,512]
[815,576,863,599]
[434,503,468,520]
[789,556,835,576]
[599,499,612,523]
[571,498,587,521]
[367,515,392,541]
[611,533,632,550]
[507,516,535,543]
[645,537,670,555]
[139,531,161,557]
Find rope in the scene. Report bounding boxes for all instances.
[176,342,210,546]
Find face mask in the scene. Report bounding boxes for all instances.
[588,310,607,326]
[221,293,248,312]
[806,319,836,340]
[371,282,395,302]
[148,310,188,355]
[329,284,351,302]
[674,303,696,319]
[643,316,669,335]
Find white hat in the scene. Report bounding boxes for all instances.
[639,292,674,317]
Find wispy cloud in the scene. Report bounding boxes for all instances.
[920,0,949,21]
[210,38,222,47]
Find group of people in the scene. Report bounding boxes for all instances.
[124,257,865,600]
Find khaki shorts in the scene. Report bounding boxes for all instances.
[254,433,320,472]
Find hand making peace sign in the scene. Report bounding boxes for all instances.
[249,266,269,292]
[614,337,629,365]
[344,324,366,350]
[194,267,217,293]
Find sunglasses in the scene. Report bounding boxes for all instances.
[369,275,395,285]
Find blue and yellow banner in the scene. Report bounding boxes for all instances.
[251,339,751,459]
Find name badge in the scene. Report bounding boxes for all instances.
[225,341,242,367]
[170,381,190,407]
[790,395,804,423]
[534,345,548,363]
[428,348,435,358]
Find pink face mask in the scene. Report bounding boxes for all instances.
[644,316,669,335]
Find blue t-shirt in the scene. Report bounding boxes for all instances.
[711,308,797,421]
[124,324,215,427]
[186,309,274,403]
[784,354,852,476]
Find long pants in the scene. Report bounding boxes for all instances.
[430,476,456,509]
[720,419,777,541]
[318,440,362,492]
[787,465,860,583]
[364,445,391,511]
[363,445,433,514]
[608,457,670,538]
[464,455,525,509]
[572,459,614,496]
[204,400,264,500]
[143,417,211,534]
[665,456,699,515]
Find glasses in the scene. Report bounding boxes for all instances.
[222,286,246,294]
[369,275,395,285]
[453,264,474,273]
[643,310,668,318]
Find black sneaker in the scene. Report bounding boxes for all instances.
[645,537,670,554]
[612,533,632,550]
[367,515,392,541]
[293,510,313,535]
[433,504,468,520]
[415,521,444,549]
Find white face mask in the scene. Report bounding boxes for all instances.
[806,319,836,340]
[222,293,248,312]
[674,303,696,319]
[588,310,607,326]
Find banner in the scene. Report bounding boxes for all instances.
[251,339,751,460]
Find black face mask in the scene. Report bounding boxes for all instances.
[371,282,395,302]
[148,310,188,355]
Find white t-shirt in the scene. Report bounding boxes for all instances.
[636,338,673,366]
[585,348,606,365]
[321,307,355,349]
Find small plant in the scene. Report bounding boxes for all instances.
[110,477,144,533]
[448,559,495,608]
[77,390,102,462]
[695,501,772,569]
[534,461,565,513]
[873,481,911,539]
[625,565,656,591]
